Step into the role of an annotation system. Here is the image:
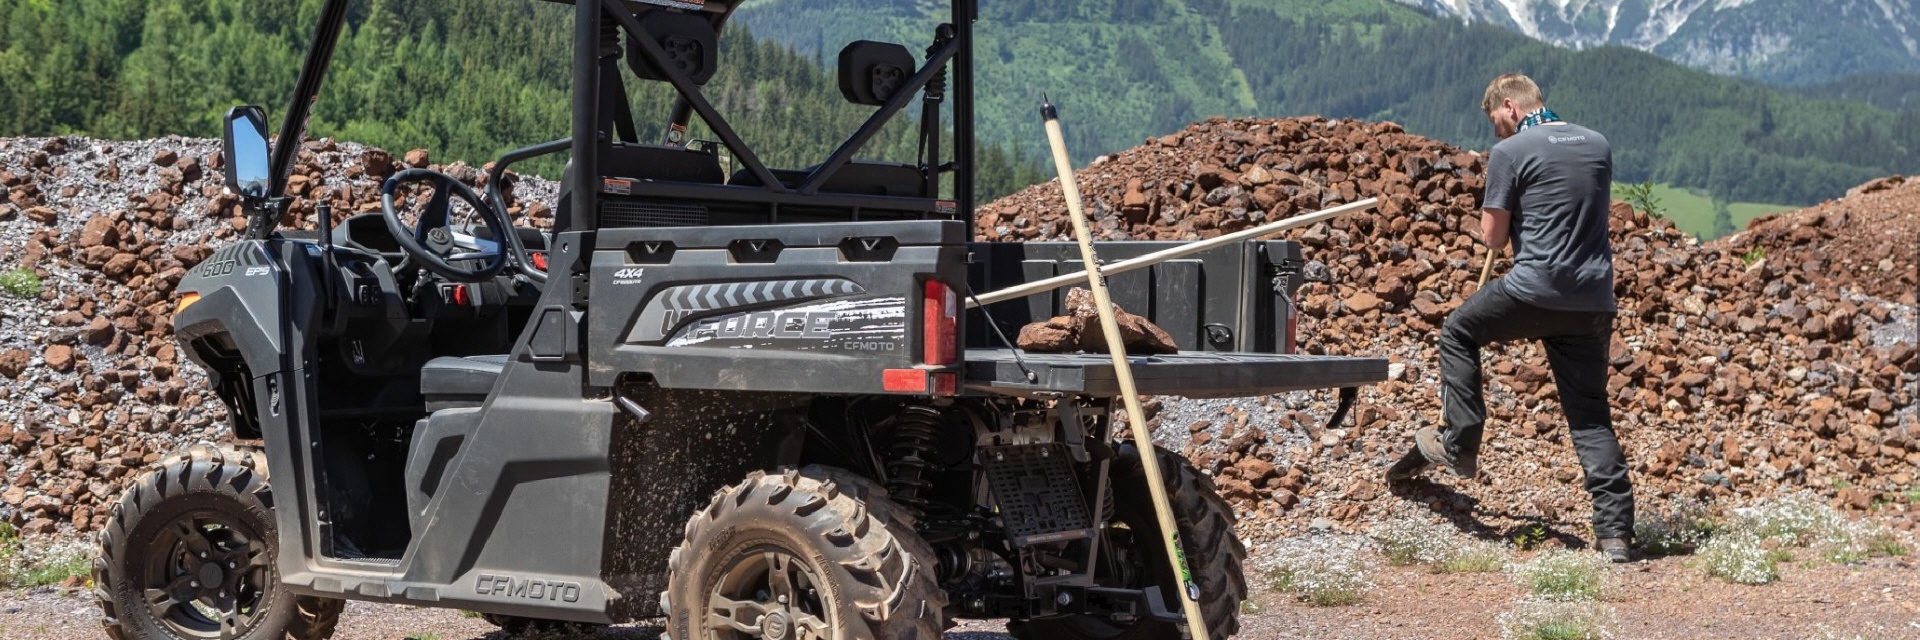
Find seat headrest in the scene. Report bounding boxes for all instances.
[626,10,719,85]
[838,41,916,106]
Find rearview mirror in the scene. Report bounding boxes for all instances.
[222,106,273,199]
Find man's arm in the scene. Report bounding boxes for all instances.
[1481,208,1511,251]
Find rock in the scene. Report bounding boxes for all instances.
[1233,457,1279,483]
[102,252,138,278]
[1846,175,1904,198]
[1016,317,1080,352]
[1344,292,1383,315]
[404,148,431,167]
[0,350,27,379]
[1015,288,1180,355]
[24,206,57,224]
[360,148,394,177]
[83,316,112,345]
[80,215,119,248]
[1,487,24,505]
[152,149,178,167]
[20,494,60,514]
[44,344,76,372]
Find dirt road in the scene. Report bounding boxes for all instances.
[6,552,1913,639]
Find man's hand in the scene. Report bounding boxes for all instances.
[1481,208,1512,251]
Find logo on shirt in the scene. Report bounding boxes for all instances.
[1547,135,1588,144]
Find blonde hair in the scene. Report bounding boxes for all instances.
[1482,74,1544,114]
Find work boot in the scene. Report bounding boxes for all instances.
[1597,537,1632,563]
[1414,428,1477,479]
[1385,446,1433,483]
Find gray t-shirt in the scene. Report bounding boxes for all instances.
[1482,122,1617,313]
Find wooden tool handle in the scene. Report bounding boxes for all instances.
[1042,102,1213,640]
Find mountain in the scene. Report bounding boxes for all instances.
[1394,0,1920,86]
[735,0,1920,206]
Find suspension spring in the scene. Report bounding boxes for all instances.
[885,405,943,517]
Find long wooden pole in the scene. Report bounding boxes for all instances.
[969,197,1378,308]
[1478,248,1496,287]
[1040,101,1211,640]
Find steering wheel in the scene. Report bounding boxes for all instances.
[380,168,512,282]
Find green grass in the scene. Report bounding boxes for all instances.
[1435,540,1510,574]
[1497,599,1619,640]
[0,269,41,298]
[1609,183,1795,240]
[0,524,93,589]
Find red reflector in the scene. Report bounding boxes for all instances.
[932,372,958,396]
[451,284,470,306]
[883,369,929,393]
[1286,313,1297,354]
[923,279,958,366]
[530,252,548,270]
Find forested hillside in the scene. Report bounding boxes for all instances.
[738,0,1920,206]
[1225,7,1920,206]
[5,0,1917,207]
[0,0,1042,198]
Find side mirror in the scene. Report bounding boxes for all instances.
[222,106,273,199]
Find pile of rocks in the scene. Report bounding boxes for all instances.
[1,119,1914,544]
[987,116,1919,540]
[1727,175,1919,303]
[0,136,552,535]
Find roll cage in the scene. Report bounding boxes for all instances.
[248,0,981,240]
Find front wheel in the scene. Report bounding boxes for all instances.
[94,444,344,640]
[662,466,946,640]
[1008,444,1248,640]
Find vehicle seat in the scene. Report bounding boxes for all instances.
[420,355,508,411]
[729,161,927,197]
[604,142,726,184]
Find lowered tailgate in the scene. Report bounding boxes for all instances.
[964,349,1388,398]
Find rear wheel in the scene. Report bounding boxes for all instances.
[1008,444,1247,640]
[662,466,946,640]
[94,443,344,640]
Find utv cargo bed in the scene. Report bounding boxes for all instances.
[964,349,1388,398]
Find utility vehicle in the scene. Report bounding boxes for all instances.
[93,1,1388,638]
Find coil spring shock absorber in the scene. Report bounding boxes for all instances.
[885,405,943,516]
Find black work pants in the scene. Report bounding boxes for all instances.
[1439,278,1634,538]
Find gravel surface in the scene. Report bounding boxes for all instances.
[4,550,1914,639]
[0,135,556,536]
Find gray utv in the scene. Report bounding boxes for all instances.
[92,0,1388,638]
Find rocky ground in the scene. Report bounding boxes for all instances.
[986,116,1919,545]
[2,551,1913,639]
[1730,174,1920,303]
[0,115,1915,617]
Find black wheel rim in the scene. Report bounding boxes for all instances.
[705,545,831,640]
[140,513,273,640]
